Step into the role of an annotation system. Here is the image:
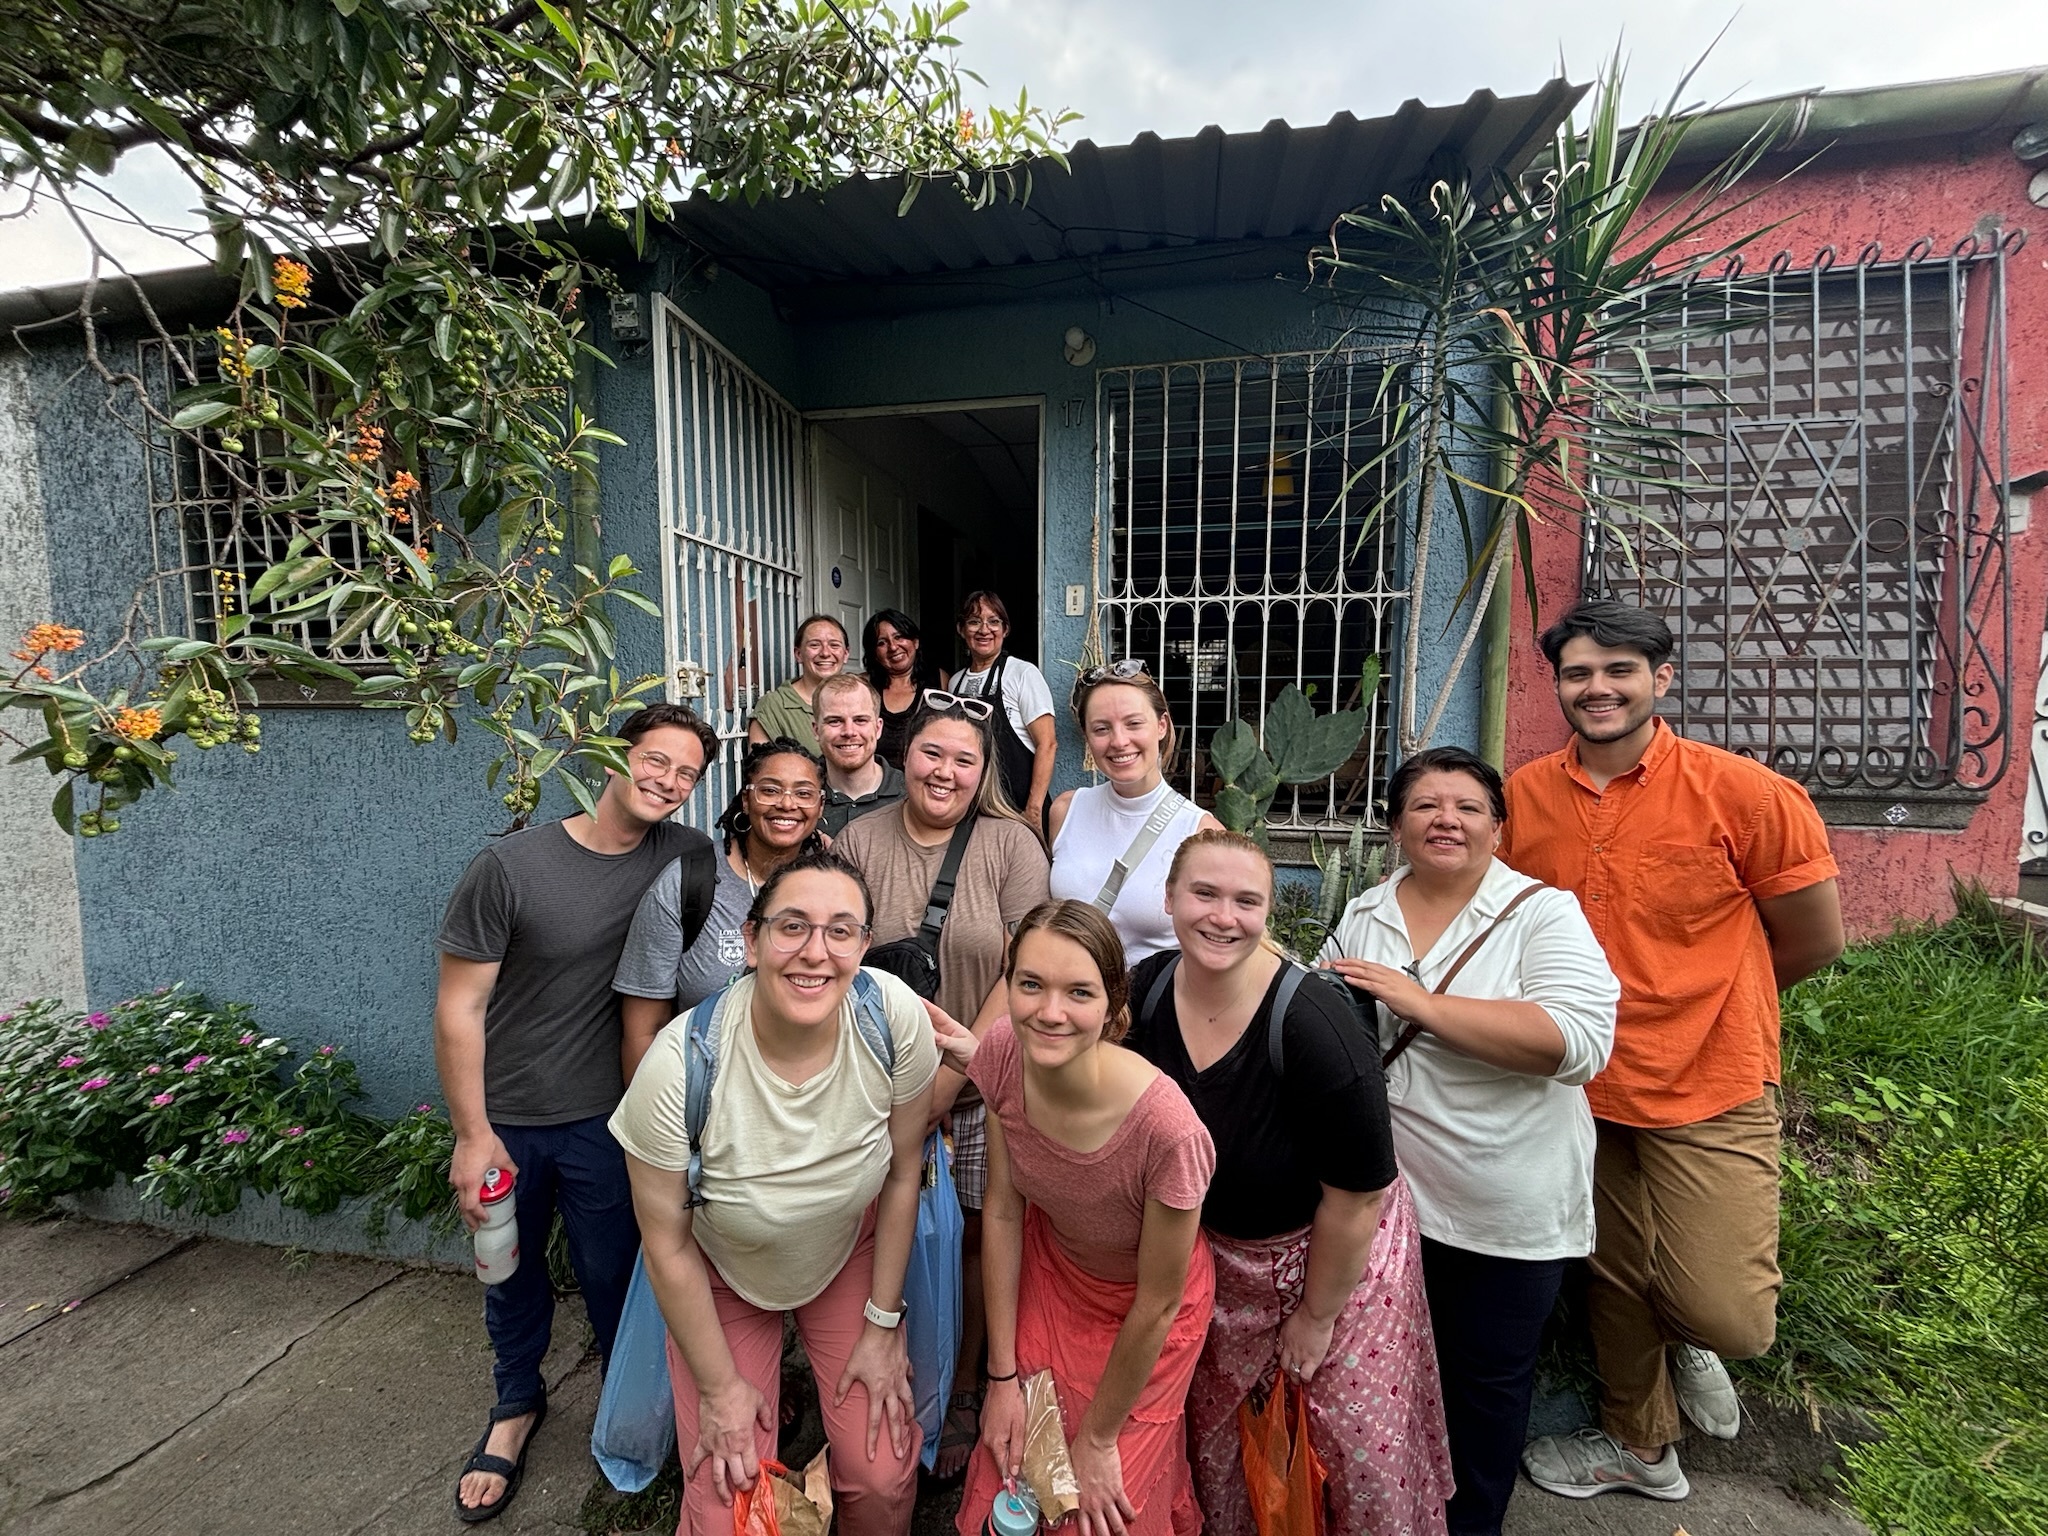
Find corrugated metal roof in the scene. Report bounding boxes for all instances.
[669,79,1587,293]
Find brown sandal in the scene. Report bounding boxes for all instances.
[932,1389,980,1481]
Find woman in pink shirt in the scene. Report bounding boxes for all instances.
[955,899,1216,1536]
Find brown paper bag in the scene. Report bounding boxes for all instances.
[771,1447,834,1536]
[1021,1368,1080,1525]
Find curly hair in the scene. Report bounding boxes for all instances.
[714,737,828,855]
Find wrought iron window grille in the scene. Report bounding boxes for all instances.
[1584,236,2018,823]
[1095,351,1404,833]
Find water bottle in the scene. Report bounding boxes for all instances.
[982,1480,1039,1536]
[473,1167,519,1284]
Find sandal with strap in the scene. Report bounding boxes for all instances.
[454,1389,549,1524]
[933,1388,981,1481]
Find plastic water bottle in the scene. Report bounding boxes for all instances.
[473,1167,519,1284]
[982,1481,1039,1536]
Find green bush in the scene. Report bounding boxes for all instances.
[1761,896,2048,1536]
[0,988,456,1233]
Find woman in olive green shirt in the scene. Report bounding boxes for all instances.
[748,614,850,754]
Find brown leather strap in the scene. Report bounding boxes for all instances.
[1380,883,1547,1069]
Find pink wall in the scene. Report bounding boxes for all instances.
[1503,132,2048,937]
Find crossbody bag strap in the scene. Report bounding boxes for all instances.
[1093,788,1189,913]
[1380,883,1547,1070]
[917,814,980,944]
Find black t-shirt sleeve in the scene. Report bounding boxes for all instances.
[1282,973,1398,1196]
[437,846,514,962]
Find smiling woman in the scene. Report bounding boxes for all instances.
[749,615,852,754]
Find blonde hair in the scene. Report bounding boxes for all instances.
[813,671,881,716]
[1073,671,1181,778]
[1005,900,1133,1043]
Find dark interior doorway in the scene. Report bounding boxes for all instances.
[811,405,1041,673]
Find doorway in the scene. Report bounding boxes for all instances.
[807,402,1043,674]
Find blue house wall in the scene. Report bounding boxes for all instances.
[19,240,1484,1116]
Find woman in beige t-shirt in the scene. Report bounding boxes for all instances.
[611,850,964,1536]
[833,695,1050,1476]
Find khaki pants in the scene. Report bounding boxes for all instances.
[1587,1093,1783,1447]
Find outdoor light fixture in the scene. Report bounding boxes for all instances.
[1063,326,1097,367]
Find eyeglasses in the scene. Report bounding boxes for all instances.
[628,750,702,790]
[748,779,822,807]
[1071,657,1152,704]
[757,913,871,957]
[920,689,994,721]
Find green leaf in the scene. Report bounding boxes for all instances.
[1213,785,1260,835]
[171,401,236,431]
[1206,719,1262,782]
[561,771,600,820]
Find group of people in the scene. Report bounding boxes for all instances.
[433,594,1844,1536]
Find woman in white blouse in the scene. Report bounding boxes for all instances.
[1048,660,1218,964]
[1324,746,1618,1536]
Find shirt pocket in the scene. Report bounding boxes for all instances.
[1632,841,1742,941]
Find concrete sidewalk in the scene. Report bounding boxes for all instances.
[0,1215,1870,1536]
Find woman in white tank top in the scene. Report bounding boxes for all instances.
[1047,660,1220,963]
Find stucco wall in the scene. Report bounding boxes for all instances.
[1502,134,2048,937]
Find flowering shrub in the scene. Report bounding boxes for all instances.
[0,989,455,1231]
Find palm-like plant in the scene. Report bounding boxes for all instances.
[1313,53,1794,755]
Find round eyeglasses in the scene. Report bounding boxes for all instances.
[758,914,871,957]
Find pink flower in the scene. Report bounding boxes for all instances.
[417,1104,432,1114]
[86,1012,110,1029]
[317,1045,335,1057]
[143,1065,162,1076]
[220,1128,250,1145]
[57,1055,84,1068]
[0,1013,13,1025]
[182,1055,209,1073]
[238,1033,256,1045]
[150,1092,175,1107]
[302,1159,315,1168]
[284,1126,304,1138]
[79,1077,111,1092]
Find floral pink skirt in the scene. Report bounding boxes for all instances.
[1187,1177,1453,1536]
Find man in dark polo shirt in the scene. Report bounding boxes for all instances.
[815,671,905,837]
[435,702,717,1521]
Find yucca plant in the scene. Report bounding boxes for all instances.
[1313,50,1794,754]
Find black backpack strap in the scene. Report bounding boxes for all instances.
[1138,954,1180,1033]
[917,815,979,944]
[1266,963,1308,1078]
[678,835,718,951]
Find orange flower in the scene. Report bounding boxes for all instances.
[273,257,312,312]
[385,469,420,525]
[957,109,976,142]
[113,706,163,741]
[13,623,85,661]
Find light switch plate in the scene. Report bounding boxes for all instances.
[1065,584,1086,616]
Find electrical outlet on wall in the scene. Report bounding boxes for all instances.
[1065,584,1086,616]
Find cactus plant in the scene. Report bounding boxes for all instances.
[1207,658,1379,844]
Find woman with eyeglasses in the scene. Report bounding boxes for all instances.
[616,738,828,1083]
[954,899,1215,1536]
[613,849,970,1536]
[1049,660,1219,965]
[948,591,1058,829]
[862,608,948,769]
[747,613,851,755]
[833,693,1051,1479]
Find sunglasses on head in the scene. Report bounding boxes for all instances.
[920,688,994,722]
[1071,657,1153,705]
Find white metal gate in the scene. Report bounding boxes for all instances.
[652,298,808,830]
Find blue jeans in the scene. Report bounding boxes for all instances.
[484,1114,640,1409]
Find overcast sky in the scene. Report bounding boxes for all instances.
[4,0,2045,290]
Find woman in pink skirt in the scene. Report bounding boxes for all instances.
[1126,830,1453,1535]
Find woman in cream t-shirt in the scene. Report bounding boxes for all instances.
[611,849,959,1536]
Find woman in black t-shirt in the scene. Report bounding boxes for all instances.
[1126,829,1453,1536]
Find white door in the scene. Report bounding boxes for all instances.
[811,428,916,631]
[652,298,807,829]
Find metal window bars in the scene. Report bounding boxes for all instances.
[1585,237,2017,798]
[651,298,807,831]
[141,335,386,668]
[1096,352,1404,830]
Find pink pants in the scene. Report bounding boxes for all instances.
[667,1212,919,1536]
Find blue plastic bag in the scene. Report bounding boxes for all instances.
[907,1130,965,1471]
[591,1250,675,1493]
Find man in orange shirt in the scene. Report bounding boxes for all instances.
[1506,600,1844,1504]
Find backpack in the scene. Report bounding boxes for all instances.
[680,969,894,1208]
[1137,954,1315,1076]
[677,835,717,952]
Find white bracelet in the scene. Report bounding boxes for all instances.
[862,1298,904,1329]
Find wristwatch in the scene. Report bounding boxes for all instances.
[863,1298,904,1329]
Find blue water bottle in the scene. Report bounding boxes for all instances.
[983,1480,1040,1536]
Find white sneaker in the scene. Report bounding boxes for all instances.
[1671,1344,1742,1439]
[1522,1428,1691,1501]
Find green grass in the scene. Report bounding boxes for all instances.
[1752,890,2048,1535]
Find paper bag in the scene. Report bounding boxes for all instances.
[734,1448,833,1536]
[1021,1368,1080,1525]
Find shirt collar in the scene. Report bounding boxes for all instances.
[1562,716,1675,791]
[1359,855,1525,934]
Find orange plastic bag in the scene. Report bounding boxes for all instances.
[1237,1376,1327,1536]
[731,1450,833,1536]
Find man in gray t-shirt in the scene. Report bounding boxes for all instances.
[434,703,716,1521]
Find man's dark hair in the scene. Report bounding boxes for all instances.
[1538,600,1674,672]
[617,702,719,768]
[1384,746,1508,825]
